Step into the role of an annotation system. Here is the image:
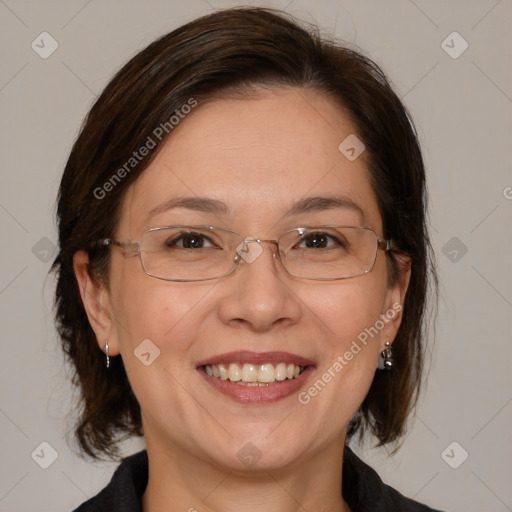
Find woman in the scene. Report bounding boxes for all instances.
[53,7,441,511]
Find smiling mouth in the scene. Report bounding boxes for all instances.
[201,362,307,386]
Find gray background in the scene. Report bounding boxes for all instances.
[0,0,511,511]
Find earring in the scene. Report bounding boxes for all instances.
[104,342,110,369]
[378,335,393,371]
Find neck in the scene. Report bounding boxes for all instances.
[141,434,351,512]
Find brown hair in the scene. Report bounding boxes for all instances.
[52,7,437,460]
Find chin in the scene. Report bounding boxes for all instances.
[204,430,315,473]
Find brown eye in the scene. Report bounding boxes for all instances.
[166,232,213,249]
[302,233,330,248]
[298,232,345,249]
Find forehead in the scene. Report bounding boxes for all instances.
[118,87,382,236]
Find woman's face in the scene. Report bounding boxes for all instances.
[81,87,409,471]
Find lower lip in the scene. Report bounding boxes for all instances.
[198,366,315,404]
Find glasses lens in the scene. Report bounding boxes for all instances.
[279,227,378,280]
[140,226,240,281]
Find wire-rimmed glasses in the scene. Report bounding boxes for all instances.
[98,225,395,282]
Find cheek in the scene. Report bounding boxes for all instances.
[307,270,388,350]
[111,265,213,356]
[299,274,388,408]
[109,275,214,432]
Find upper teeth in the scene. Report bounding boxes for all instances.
[204,363,305,384]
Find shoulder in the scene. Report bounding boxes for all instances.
[72,450,148,512]
[72,447,446,512]
[380,484,444,512]
[343,446,446,512]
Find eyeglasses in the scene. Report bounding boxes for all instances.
[98,225,395,282]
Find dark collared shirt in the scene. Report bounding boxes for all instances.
[73,448,444,511]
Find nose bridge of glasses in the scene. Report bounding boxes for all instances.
[233,237,281,265]
[256,238,281,261]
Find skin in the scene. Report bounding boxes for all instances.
[74,87,410,512]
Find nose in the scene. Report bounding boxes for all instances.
[218,239,301,332]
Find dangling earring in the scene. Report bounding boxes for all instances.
[378,335,393,370]
[104,342,110,369]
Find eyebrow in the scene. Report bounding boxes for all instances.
[147,195,364,221]
[284,195,364,219]
[148,197,229,219]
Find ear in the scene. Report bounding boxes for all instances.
[381,253,412,348]
[73,250,120,356]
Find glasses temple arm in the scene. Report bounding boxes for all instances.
[96,239,140,254]
[378,239,397,252]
